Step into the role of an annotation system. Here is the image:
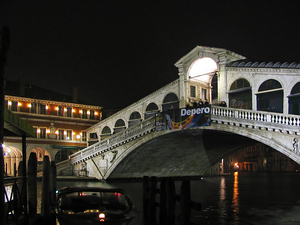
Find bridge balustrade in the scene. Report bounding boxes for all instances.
[68,116,156,165]
[212,106,300,133]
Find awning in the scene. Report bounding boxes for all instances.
[4,108,35,137]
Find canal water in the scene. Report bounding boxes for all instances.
[46,172,300,225]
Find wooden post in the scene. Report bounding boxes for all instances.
[0,27,10,225]
[159,178,167,225]
[179,179,191,225]
[149,176,157,224]
[50,161,56,207]
[143,176,150,223]
[166,178,176,225]
[28,152,37,225]
[22,135,28,216]
[41,155,50,217]
[14,163,16,177]
[17,161,24,195]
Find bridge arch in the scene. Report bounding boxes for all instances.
[101,126,112,139]
[229,78,252,109]
[29,147,51,165]
[104,123,300,179]
[289,82,300,115]
[145,102,159,119]
[107,128,257,179]
[162,92,179,111]
[114,118,126,134]
[128,111,142,127]
[188,57,218,82]
[3,147,22,176]
[257,79,283,113]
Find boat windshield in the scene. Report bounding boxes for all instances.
[59,191,130,213]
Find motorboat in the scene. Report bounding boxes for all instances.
[56,185,139,225]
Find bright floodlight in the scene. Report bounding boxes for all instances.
[188,57,218,83]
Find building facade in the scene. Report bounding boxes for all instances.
[3,80,102,176]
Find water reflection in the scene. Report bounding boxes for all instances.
[219,176,226,224]
[232,172,240,224]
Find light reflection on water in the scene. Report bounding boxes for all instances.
[219,176,227,224]
[231,172,239,224]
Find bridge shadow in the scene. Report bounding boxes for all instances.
[109,129,256,178]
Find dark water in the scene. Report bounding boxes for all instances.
[53,172,300,225]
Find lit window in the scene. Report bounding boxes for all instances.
[66,130,72,140]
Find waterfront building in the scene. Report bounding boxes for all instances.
[3,79,103,176]
[222,143,300,173]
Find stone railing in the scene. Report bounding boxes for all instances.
[56,159,71,171]
[211,106,300,134]
[69,116,156,165]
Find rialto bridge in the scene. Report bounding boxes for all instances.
[56,46,300,179]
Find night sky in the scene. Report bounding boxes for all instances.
[0,1,299,109]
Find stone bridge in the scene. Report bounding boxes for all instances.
[57,106,300,179]
[57,45,300,179]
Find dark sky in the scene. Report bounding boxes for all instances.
[0,0,299,109]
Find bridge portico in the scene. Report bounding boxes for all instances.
[59,46,300,179]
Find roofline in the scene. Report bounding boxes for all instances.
[5,95,103,110]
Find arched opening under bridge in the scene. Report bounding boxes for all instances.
[108,129,257,179]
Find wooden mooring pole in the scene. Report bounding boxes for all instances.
[143,176,201,225]
[28,152,37,225]
[41,155,50,217]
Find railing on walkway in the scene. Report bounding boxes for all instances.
[211,106,300,134]
[69,116,156,165]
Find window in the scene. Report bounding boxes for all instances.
[30,103,37,113]
[39,104,46,115]
[66,129,72,140]
[82,131,87,142]
[11,101,18,111]
[66,107,72,117]
[190,85,196,98]
[33,127,38,138]
[40,127,46,139]
[90,110,95,120]
[81,109,88,119]
[57,106,63,116]
[58,129,65,140]
[202,88,207,101]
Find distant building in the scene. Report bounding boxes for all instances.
[3,79,102,176]
[222,143,300,174]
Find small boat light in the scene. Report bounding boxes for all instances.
[99,213,105,222]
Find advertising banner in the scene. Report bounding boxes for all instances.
[156,105,211,130]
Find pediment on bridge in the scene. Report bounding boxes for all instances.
[174,46,246,70]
